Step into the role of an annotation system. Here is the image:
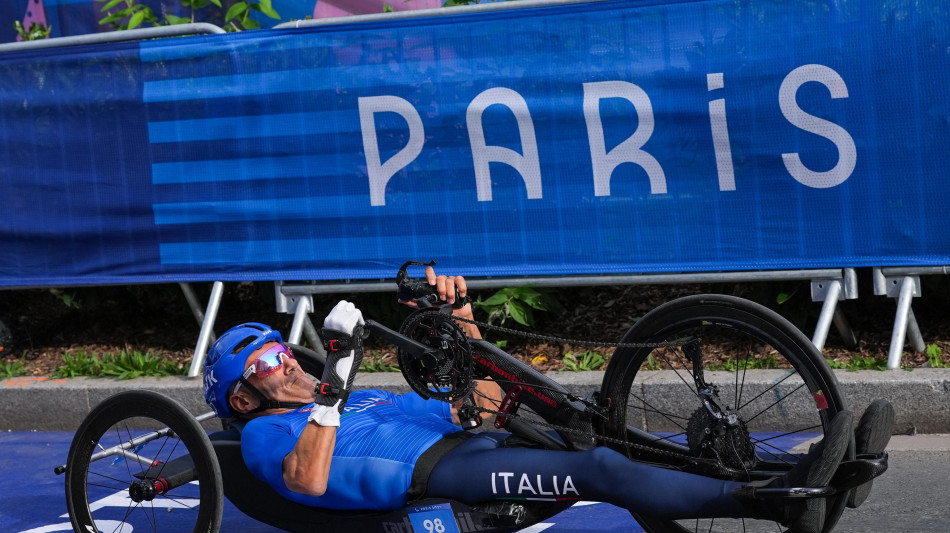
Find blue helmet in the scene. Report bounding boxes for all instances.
[203,323,282,418]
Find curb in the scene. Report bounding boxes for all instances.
[2,369,949,433]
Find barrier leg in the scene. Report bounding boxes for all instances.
[302,316,326,356]
[905,307,926,354]
[832,307,859,350]
[887,276,917,370]
[178,283,217,343]
[188,281,225,378]
[288,296,312,345]
[811,280,841,352]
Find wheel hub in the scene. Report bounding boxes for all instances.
[128,480,157,503]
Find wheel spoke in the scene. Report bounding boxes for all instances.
[736,370,799,412]
[626,396,690,420]
[157,493,202,511]
[736,349,752,410]
[626,394,689,432]
[742,382,807,424]
[649,348,705,404]
[752,424,822,445]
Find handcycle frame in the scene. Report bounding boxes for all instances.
[58,275,889,533]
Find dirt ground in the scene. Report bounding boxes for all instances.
[2,272,949,377]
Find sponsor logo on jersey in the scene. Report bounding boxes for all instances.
[341,395,390,416]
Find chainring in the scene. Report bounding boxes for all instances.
[397,308,475,403]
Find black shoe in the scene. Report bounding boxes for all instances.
[733,411,853,533]
[847,399,894,508]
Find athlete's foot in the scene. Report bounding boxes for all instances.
[847,399,894,508]
[734,410,853,533]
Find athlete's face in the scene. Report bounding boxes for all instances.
[243,342,318,404]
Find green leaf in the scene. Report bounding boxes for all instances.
[242,17,260,29]
[225,2,248,21]
[164,14,190,24]
[258,0,280,19]
[100,0,126,10]
[208,0,222,6]
[479,292,511,306]
[99,11,127,24]
[776,292,792,305]
[127,10,146,29]
[507,299,533,326]
[383,3,393,11]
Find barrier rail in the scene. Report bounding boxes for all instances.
[186,268,862,376]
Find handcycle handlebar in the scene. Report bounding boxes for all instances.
[396,260,470,309]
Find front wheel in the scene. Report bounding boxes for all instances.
[600,294,851,533]
[65,390,223,533]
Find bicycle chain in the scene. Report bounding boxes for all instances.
[447,314,704,464]
[449,314,686,350]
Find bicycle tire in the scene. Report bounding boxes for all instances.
[65,390,223,533]
[600,294,852,533]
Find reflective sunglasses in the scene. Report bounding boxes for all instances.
[232,344,295,395]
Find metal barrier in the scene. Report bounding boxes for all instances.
[873,266,950,369]
[0,23,225,53]
[184,268,861,377]
[188,265,950,375]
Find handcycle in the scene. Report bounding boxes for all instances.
[57,262,888,533]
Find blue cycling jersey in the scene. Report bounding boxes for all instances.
[241,389,461,510]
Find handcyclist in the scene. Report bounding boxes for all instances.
[202,267,894,533]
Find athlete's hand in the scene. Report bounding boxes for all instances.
[398,267,481,339]
[399,266,469,307]
[324,300,364,336]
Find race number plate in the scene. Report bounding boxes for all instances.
[407,502,461,533]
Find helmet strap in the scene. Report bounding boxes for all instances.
[236,377,310,414]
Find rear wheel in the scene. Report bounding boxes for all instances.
[600,295,851,533]
[65,390,223,533]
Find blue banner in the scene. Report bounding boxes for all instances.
[2,0,950,287]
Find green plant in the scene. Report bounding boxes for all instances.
[1,360,27,379]
[560,350,606,371]
[14,20,51,40]
[826,355,888,372]
[926,343,945,368]
[224,0,281,31]
[473,287,562,327]
[168,0,222,24]
[49,288,81,309]
[53,349,185,379]
[53,350,102,377]
[96,0,280,32]
[360,352,399,372]
[705,353,780,371]
[97,0,158,30]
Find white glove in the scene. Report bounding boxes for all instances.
[308,404,341,427]
[309,301,365,426]
[324,300,364,335]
